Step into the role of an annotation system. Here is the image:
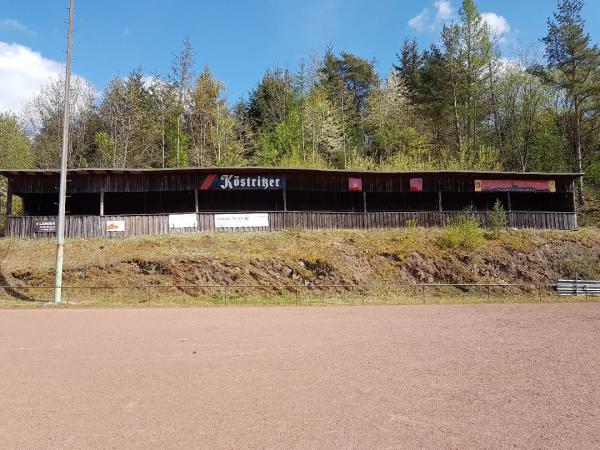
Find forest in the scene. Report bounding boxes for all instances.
[0,0,599,203]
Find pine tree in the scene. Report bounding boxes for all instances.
[542,0,600,203]
[170,37,195,167]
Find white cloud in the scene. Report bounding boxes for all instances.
[408,1,455,33]
[481,12,510,41]
[434,1,453,21]
[0,18,30,33]
[408,10,431,33]
[141,74,161,88]
[0,41,64,113]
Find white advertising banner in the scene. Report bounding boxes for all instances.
[106,220,125,232]
[214,213,269,229]
[168,213,198,229]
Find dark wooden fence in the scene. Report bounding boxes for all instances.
[4,210,577,239]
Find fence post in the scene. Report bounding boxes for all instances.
[422,285,426,304]
[538,284,542,303]
[487,285,490,302]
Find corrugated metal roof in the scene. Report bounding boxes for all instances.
[0,166,583,178]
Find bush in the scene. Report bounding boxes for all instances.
[488,199,508,230]
[406,217,418,229]
[439,214,484,250]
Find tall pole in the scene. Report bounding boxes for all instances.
[54,0,74,304]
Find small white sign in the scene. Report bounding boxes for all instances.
[106,220,125,232]
[214,213,269,228]
[169,213,198,229]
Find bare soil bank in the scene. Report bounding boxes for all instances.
[1,228,599,306]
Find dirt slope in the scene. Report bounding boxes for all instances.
[1,228,599,305]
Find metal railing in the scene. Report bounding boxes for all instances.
[1,282,597,306]
[556,280,600,297]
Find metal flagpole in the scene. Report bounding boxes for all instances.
[54,0,74,304]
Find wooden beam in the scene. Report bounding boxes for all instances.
[283,187,287,212]
[194,189,199,213]
[6,184,13,216]
[363,191,367,213]
[571,180,577,214]
[437,191,443,212]
[99,189,104,216]
[507,192,512,212]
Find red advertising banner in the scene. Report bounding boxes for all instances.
[409,178,423,192]
[348,177,362,191]
[474,179,556,192]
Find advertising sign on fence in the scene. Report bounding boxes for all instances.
[214,213,269,228]
[34,220,56,233]
[168,213,198,229]
[106,220,125,232]
[200,174,285,190]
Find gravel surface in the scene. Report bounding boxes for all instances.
[1,304,599,449]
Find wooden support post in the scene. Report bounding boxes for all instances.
[6,184,13,217]
[362,191,367,213]
[283,187,287,212]
[194,189,199,213]
[571,181,577,213]
[437,191,443,212]
[507,191,512,211]
[99,189,104,216]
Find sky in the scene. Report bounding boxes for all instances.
[1,0,599,113]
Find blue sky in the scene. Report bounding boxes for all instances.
[1,0,599,112]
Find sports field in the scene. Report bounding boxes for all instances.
[1,303,599,449]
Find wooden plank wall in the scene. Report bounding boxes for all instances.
[5,211,578,238]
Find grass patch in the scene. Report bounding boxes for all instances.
[438,217,484,250]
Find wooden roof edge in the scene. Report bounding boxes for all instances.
[0,167,585,178]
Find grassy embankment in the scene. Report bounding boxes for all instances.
[0,226,599,308]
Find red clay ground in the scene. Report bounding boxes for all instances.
[1,304,599,449]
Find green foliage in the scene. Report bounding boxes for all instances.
[0,114,32,168]
[585,158,600,189]
[439,211,484,249]
[94,132,114,167]
[247,69,295,133]
[488,199,508,230]
[406,217,419,229]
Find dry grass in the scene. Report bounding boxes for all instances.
[0,284,594,309]
[0,227,598,309]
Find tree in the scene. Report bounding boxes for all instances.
[303,87,344,167]
[0,113,32,224]
[542,0,600,203]
[97,70,163,167]
[0,113,32,169]
[364,74,428,166]
[170,37,195,167]
[495,63,567,171]
[22,76,98,168]
[458,0,495,152]
[188,67,243,166]
[247,68,294,133]
[147,76,179,168]
[231,98,256,161]
[394,38,421,98]
[318,50,379,167]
